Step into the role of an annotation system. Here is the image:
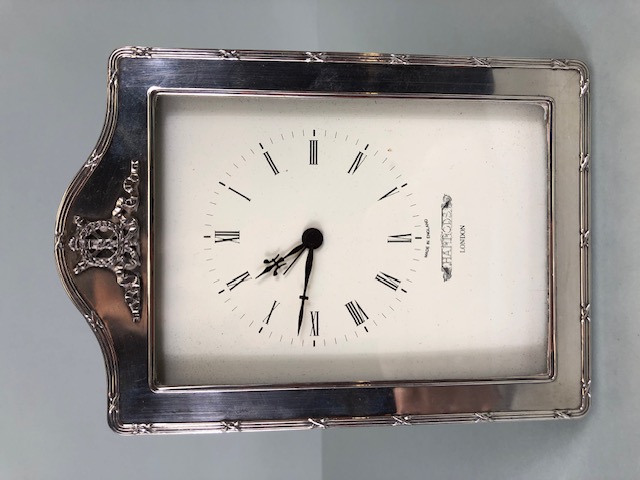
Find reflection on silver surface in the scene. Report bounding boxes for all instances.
[393,385,508,415]
[55,47,590,434]
[68,159,141,321]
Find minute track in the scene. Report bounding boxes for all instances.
[203,126,422,350]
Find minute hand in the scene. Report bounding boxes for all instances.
[297,248,314,335]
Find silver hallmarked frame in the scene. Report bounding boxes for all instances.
[55,47,590,434]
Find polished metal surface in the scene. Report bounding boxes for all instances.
[55,47,590,434]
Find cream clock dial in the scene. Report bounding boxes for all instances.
[154,94,550,386]
[205,130,421,347]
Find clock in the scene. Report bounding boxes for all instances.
[56,48,591,433]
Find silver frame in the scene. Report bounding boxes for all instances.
[55,47,590,434]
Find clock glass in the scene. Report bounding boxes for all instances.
[152,92,550,387]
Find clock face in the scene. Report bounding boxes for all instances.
[153,93,551,386]
[203,129,421,346]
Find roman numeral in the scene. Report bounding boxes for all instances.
[214,231,240,243]
[345,300,368,326]
[348,151,366,174]
[310,311,319,336]
[263,300,279,324]
[226,271,251,291]
[310,140,318,165]
[375,271,401,291]
[263,151,279,175]
[387,233,412,243]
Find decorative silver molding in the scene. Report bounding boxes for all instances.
[474,412,494,423]
[551,59,570,69]
[69,160,142,322]
[580,77,590,97]
[131,423,155,434]
[218,49,240,60]
[108,393,119,416]
[54,230,63,251]
[84,150,101,171]
[131,46,152,57]
[112,47,591,77]
[580,303,591,323]
[308,418,328,429]
[577,57,591,421]
[471,57,490,67]
[389,54,409,65]
[580,153,590,172]
[114,408,588,434]
[582,380,592,400]
[305,51,325,63]
[221,421,242,432]
[392,415,412,426]
[85,312,105,332]
[580,229,590,249]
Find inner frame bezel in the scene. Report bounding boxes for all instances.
[147,88,556,391]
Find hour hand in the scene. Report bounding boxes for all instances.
[256,242,305,278]
[256,254,286,278]
[257,242,306,278]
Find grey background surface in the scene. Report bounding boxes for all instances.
[1,0,638,478]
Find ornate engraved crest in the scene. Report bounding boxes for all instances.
[69,160,141,322]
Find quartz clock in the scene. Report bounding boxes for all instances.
[56,48,590,433]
